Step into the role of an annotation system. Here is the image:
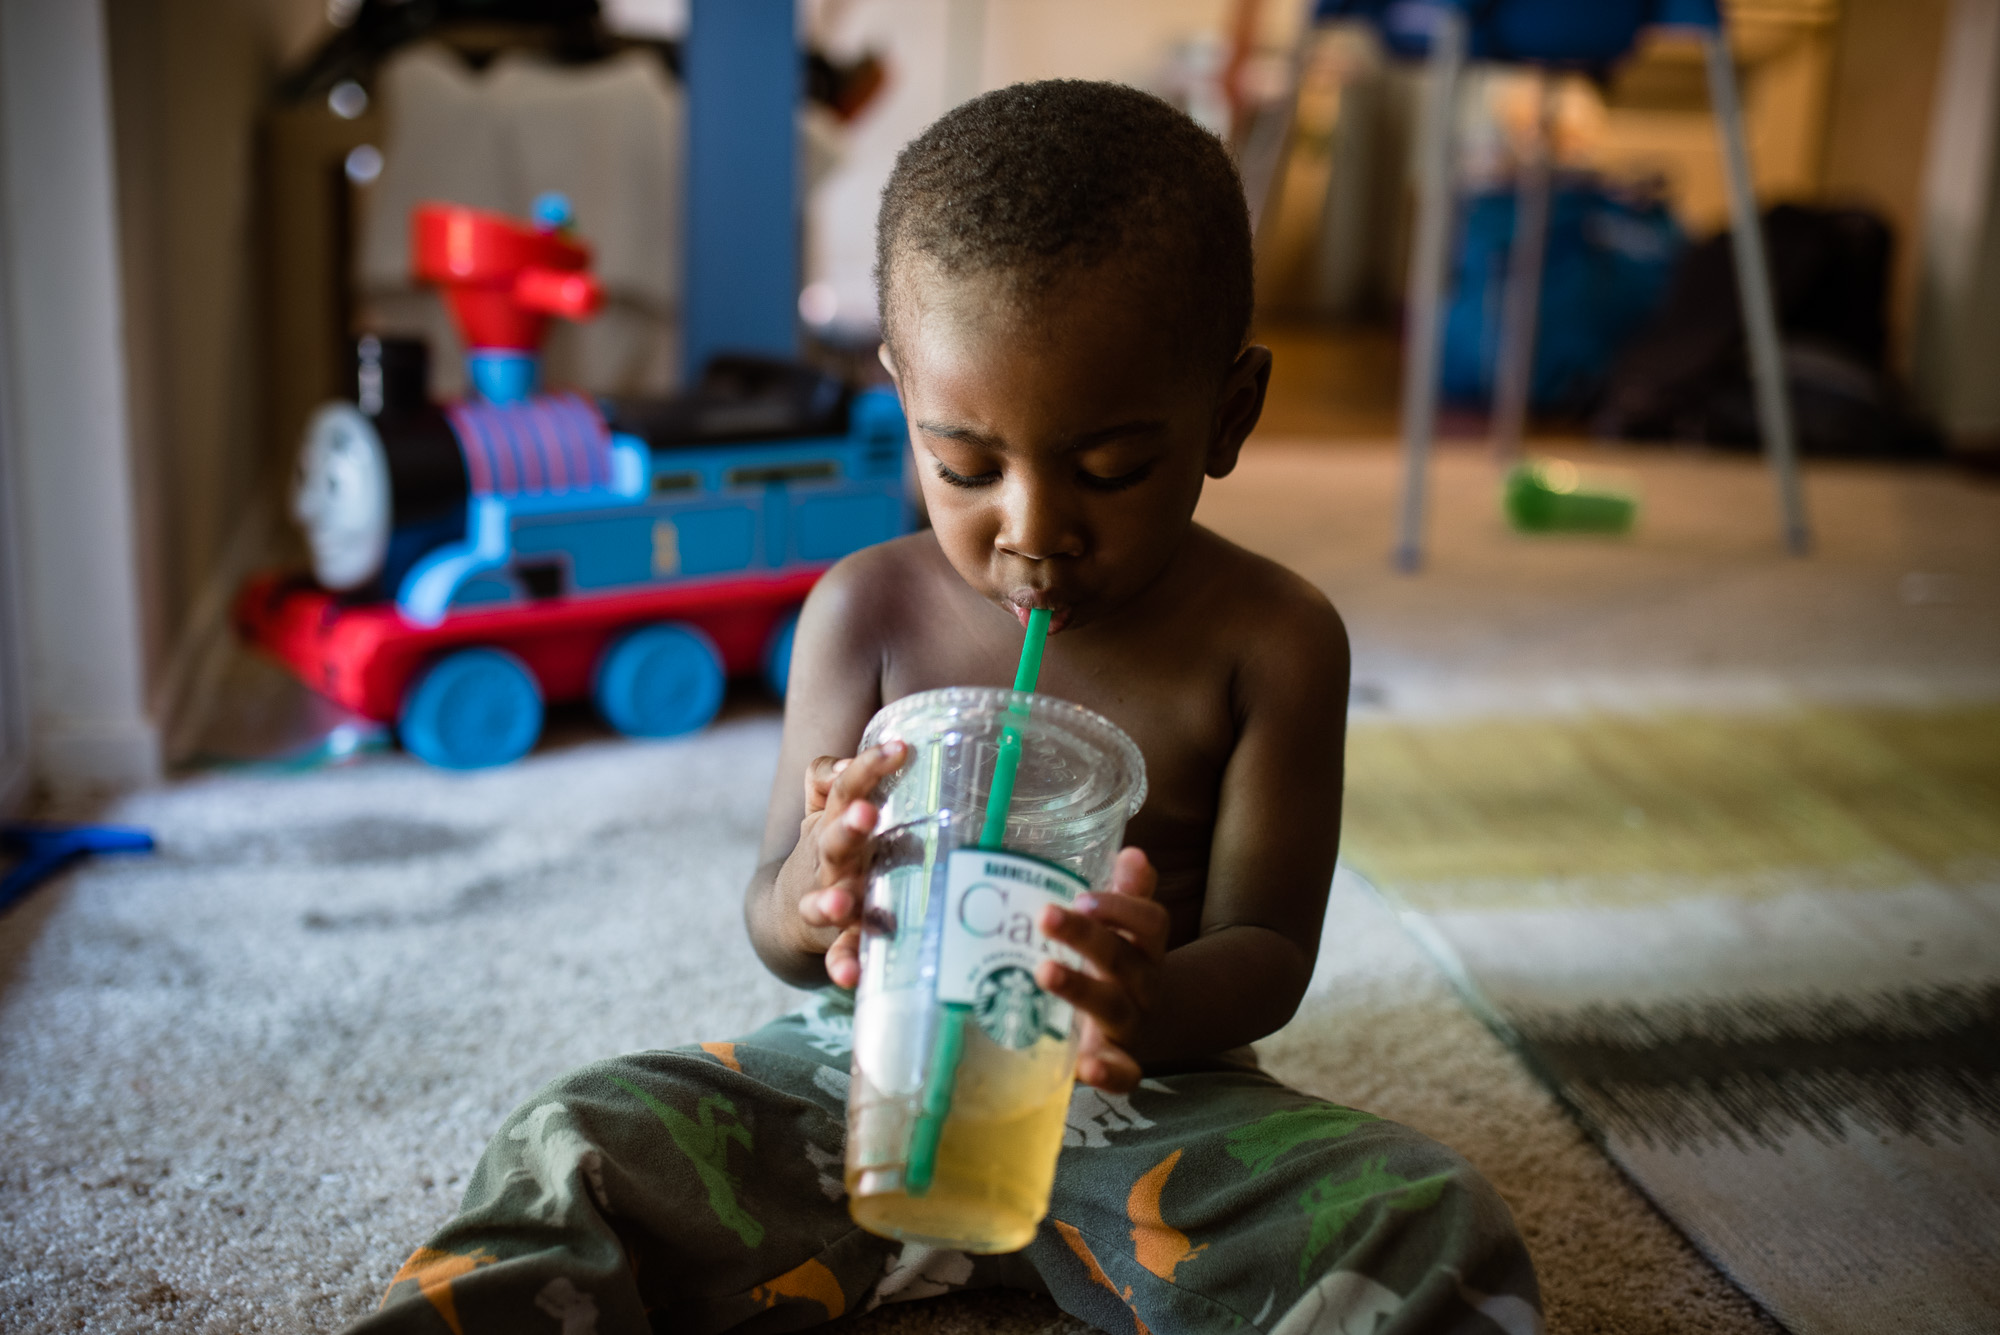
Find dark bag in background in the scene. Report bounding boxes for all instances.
[1440,175,1684,415]
[1594,203,1943,458]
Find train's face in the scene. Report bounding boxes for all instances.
[293,403,391,591]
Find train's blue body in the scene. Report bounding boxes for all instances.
[397,388,909,625]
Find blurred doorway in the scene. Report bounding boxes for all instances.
[1255,323,1403,439]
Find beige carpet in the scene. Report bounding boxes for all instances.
[7,442,1993,1333]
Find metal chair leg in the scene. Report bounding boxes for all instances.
[1703,29,1810,555]
[1394,9,1466,572]
[1491,73,1557,463]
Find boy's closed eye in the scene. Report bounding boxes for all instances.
[931,457,1158,492]
[932,458,1001,489]
[923,435,1001,489]
[926,435,1162,493]
[1074,455,1156,492]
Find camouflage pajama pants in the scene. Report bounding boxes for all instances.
[346,991,1540,1335]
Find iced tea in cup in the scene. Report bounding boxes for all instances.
[845,686,1147,1252]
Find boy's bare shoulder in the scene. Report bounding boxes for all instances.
[798,532,954,644]
[1183,526,1348,690]
[812,531,950,606]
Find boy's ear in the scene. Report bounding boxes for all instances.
[1204,344,1272,479]
[877,341,901,388]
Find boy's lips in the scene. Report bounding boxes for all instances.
[1008,598,1070,633]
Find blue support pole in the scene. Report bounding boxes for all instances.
[684,0,800,381]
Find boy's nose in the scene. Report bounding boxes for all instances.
[995,476,1084,561]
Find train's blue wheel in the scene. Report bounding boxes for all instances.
[399,647,544,769]
[594,622,726,738]
[763,609,800,699]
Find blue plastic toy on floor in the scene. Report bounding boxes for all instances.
[0,822,155,913]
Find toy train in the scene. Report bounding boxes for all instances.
[237,199,910,768]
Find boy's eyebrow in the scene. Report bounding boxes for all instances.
[914,421,1001,446]
[914,419,1170,451]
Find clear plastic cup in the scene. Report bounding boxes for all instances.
[844,686,1148,1252]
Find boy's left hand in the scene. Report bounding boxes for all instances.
[1036,847,1166,1094]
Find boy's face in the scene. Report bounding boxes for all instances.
[883,259,1269,635]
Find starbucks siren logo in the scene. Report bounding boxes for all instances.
[973,965,1046,1049]
[938,850,1083,1045]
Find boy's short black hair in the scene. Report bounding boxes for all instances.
[876,79,1252,375]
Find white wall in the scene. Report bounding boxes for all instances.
[804,0,1261,331]
[0,0,161,799]
[107,0,325,766]
[1914,0,2000,439]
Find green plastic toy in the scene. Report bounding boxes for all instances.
[1504,458,1637,534]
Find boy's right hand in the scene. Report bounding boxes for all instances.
[795,740,907,988]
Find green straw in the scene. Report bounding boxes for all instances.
[904,608,1050,1196]
[978,611,1048,846]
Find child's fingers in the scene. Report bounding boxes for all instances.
[798,881,862,929]
[1040,901,1166,982]
[797,742,907,962]
[814,741,907,874]
[805,742,906,820]
[1076,1043,1141,1095]
[1071,1018,1141,1093]
[803,755,850,813]
[825,741,907,814]
[814,796,879,881]
[1036,957,1143,1038]
[1107,847,1158,900]
[825,926,862,989]
[1059,893,1169,959]
[1033,850,1166,1058]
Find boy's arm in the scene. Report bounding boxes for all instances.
[744,555,894,987]
[1046,582,1349,1073]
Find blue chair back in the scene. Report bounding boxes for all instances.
[1315,0,1720,66]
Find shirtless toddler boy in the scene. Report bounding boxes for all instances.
[355,80,1539,1335]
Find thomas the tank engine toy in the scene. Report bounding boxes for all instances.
[238,197,910,768]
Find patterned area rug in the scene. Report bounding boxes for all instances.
[1342,704,2000,1335]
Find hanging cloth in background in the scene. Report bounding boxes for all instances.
[357,45,685,399]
